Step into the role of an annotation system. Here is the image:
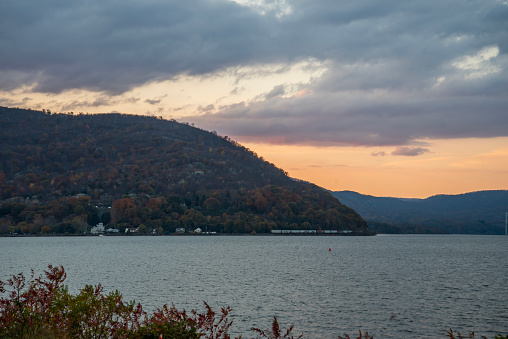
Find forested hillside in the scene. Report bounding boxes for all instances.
[0,107,368,235]
[332,190,508,234]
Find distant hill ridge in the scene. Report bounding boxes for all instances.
[0,106,369,235]
[332,190,508,234]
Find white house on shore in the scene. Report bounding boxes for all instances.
[90,223,104,234]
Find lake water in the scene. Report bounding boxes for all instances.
[1,235,507,338]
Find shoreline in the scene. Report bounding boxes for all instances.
[2,231,375,237]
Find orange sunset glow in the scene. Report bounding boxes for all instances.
[242,138,508,198]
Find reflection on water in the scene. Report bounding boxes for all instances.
[1,235,507,338]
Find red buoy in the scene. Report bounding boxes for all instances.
[328,248,331,251]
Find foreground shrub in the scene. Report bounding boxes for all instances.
[0,265,294,339]
[251,316,302,339]
[0,265,144,338]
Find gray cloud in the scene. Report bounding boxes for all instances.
[60,96,139,111]
[0,96,32,107]
[265,85,286,99]
[0,0,276,94]
[2,0,505,93]
[191,88,508,146]
[391,146,430,157]
[145,99,161,105]
[198,104,215,112]
[1,0,507,146]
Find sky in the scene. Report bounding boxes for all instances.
[1,0,507,198]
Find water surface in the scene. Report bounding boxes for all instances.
[1,235,506,338]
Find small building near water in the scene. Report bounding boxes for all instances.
[91,223,105,234]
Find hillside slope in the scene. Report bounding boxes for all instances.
[332,190,508,234]
[0,107,369,235]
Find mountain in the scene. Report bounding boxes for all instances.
[331,190,508,234]
[0,107,369,235]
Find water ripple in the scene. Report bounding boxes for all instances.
[1,235,507,338]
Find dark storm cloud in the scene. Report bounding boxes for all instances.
[1,0,507,146]
[0,0,275,93]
